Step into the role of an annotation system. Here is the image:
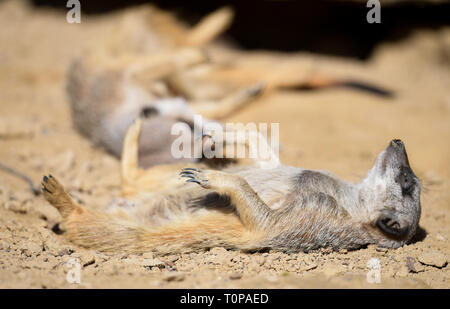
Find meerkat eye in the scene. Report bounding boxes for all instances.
[141,106,159,118]
[396,167,414,195]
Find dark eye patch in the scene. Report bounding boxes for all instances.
[396,166,415,196]
[140,106,159,118]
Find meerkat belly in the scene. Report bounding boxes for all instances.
[228,165,302,210]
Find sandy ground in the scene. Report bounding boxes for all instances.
[0,1,449,288]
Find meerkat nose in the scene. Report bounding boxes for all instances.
[391,139,403,147]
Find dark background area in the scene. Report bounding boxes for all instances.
[32,0,450,59]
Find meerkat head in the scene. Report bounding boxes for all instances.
[361,139,421,248]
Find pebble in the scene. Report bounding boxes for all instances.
[300,262,318,272]
[164,255,180,264]
[229,272,242,280]
[142,258,165,268]
[210,247,227,255]
[79,253,96,267]
[163,272,185,282]
[418,252,447,268]
[406,257,425,273]
[57,248,74,257]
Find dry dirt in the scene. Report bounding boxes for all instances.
[0,1,449,288]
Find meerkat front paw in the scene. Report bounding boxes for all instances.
[180,168,211,189]
[180,168,244,195]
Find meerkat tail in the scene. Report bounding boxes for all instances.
[183,7,234,47]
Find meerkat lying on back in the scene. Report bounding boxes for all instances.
[67,5,388,169]
[67,6,266,168]
[41,118,421,254]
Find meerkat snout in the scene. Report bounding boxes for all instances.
[391,139,403,147]
[376,213,410,240]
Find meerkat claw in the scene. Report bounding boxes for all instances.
[180,168,210,188]
[186,179,201,185]
[183,168,200,172]
[41,185,52,194]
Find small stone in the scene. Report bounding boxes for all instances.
[210,247,227,255]
[163,272,185,282]
[298,257,318,271]
[229,272,242,280]
[58,248,74,257]
[164,255,180,264]
[418,252,447,268]
[80,254,96,267]
[376,247,388,253]
[406,257,425,273]
[142,258,165,268]
[301,262,318,271]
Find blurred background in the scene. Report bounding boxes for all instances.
[32,0,450,59]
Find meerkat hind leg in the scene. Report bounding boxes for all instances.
[41,175,81,219]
